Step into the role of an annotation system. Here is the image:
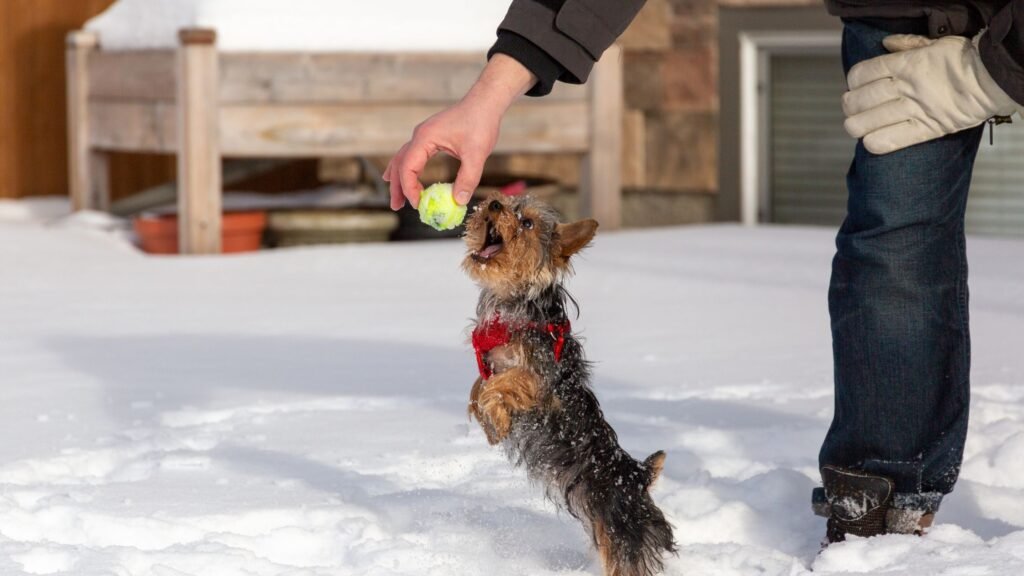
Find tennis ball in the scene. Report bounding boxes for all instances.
[418,183,467,231]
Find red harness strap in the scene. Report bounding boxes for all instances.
[472,315,571,380]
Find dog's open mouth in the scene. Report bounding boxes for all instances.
[473,221,504,262]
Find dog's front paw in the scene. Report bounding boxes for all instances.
[468,376,485,421]
[479,391,512,444]
[469,377,503,444]
[476,368,540,444]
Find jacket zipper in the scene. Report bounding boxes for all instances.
[988,115,1013,145]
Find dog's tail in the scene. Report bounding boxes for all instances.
[589,450,676,576]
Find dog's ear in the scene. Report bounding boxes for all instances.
[555,219,598,260]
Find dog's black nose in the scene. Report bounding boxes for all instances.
[489,200,503,212]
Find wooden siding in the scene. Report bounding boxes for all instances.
[0,0,174,200]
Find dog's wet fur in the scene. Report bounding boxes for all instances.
[464,193,676,576]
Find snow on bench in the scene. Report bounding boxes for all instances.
[85,0,512,52]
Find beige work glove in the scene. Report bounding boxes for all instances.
[843,33,1023,154]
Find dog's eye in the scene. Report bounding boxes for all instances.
[521,218,534,230]
[489,200,503,212]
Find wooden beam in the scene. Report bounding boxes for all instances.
[88,99,589,158]
[177,29,222,254]
[219,101,589,157]
[581,44,623,230]
[67,30,107,210]
[89,100,177,153]
[89,50,177,102]
[85,50,589,105]
[218,52,589,104]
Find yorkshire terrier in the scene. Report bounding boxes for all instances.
[463,193,676,576]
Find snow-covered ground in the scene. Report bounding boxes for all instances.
[1,199,1024,576]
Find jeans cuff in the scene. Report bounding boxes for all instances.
[892,491,944,513]
[812,487,944,517]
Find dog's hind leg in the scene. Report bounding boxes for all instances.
[592,519,622,576]
[477,367,540,443]
[589,484,675,576]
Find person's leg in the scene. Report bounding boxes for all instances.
[817,18,983,536]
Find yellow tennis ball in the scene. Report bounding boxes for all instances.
[418,183,467,231]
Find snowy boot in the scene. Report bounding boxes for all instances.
[813,465,935,544]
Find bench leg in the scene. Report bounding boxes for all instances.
[67,31,109,211]
[177,29,222,255]
[581,44,623,230]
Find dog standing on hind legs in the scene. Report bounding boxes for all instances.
[463,193,676,576]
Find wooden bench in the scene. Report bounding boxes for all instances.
[66,28,623,254]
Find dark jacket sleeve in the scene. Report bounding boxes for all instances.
[490,0,646,88]
[489,31,567,97]
[979,0,1024,105]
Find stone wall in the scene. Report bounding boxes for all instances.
[488,0,720,227]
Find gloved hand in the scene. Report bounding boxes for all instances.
[843,33,1022,154]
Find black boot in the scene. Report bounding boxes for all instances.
[813,466,937,544]
[820,465,894,543]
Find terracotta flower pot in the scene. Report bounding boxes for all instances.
[133,211,267,255]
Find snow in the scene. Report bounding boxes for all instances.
[85,0,511,52]
[2,197,1024,575]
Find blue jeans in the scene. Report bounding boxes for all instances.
[818,19,983,512]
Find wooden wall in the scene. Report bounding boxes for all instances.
[0,0,175,200]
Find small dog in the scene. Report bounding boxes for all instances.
[463,193,676,576]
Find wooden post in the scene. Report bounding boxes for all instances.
[581,44,624,230]
[177,29,222,254]
[66,31,110,211]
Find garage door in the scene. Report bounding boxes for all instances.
[769,53,1024,237]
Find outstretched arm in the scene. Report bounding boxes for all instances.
[385,0,648,210]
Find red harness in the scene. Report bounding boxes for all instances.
[471,315,571,380]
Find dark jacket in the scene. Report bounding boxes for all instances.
[489,0,1024,104]
[488,0,645,96]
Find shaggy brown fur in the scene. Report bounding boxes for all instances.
[463,192,676,576]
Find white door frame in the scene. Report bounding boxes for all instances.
[738,31,842,225]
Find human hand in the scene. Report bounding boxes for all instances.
[384,54,536,210]
[843,33,1021,154]
[384,99,500,210]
